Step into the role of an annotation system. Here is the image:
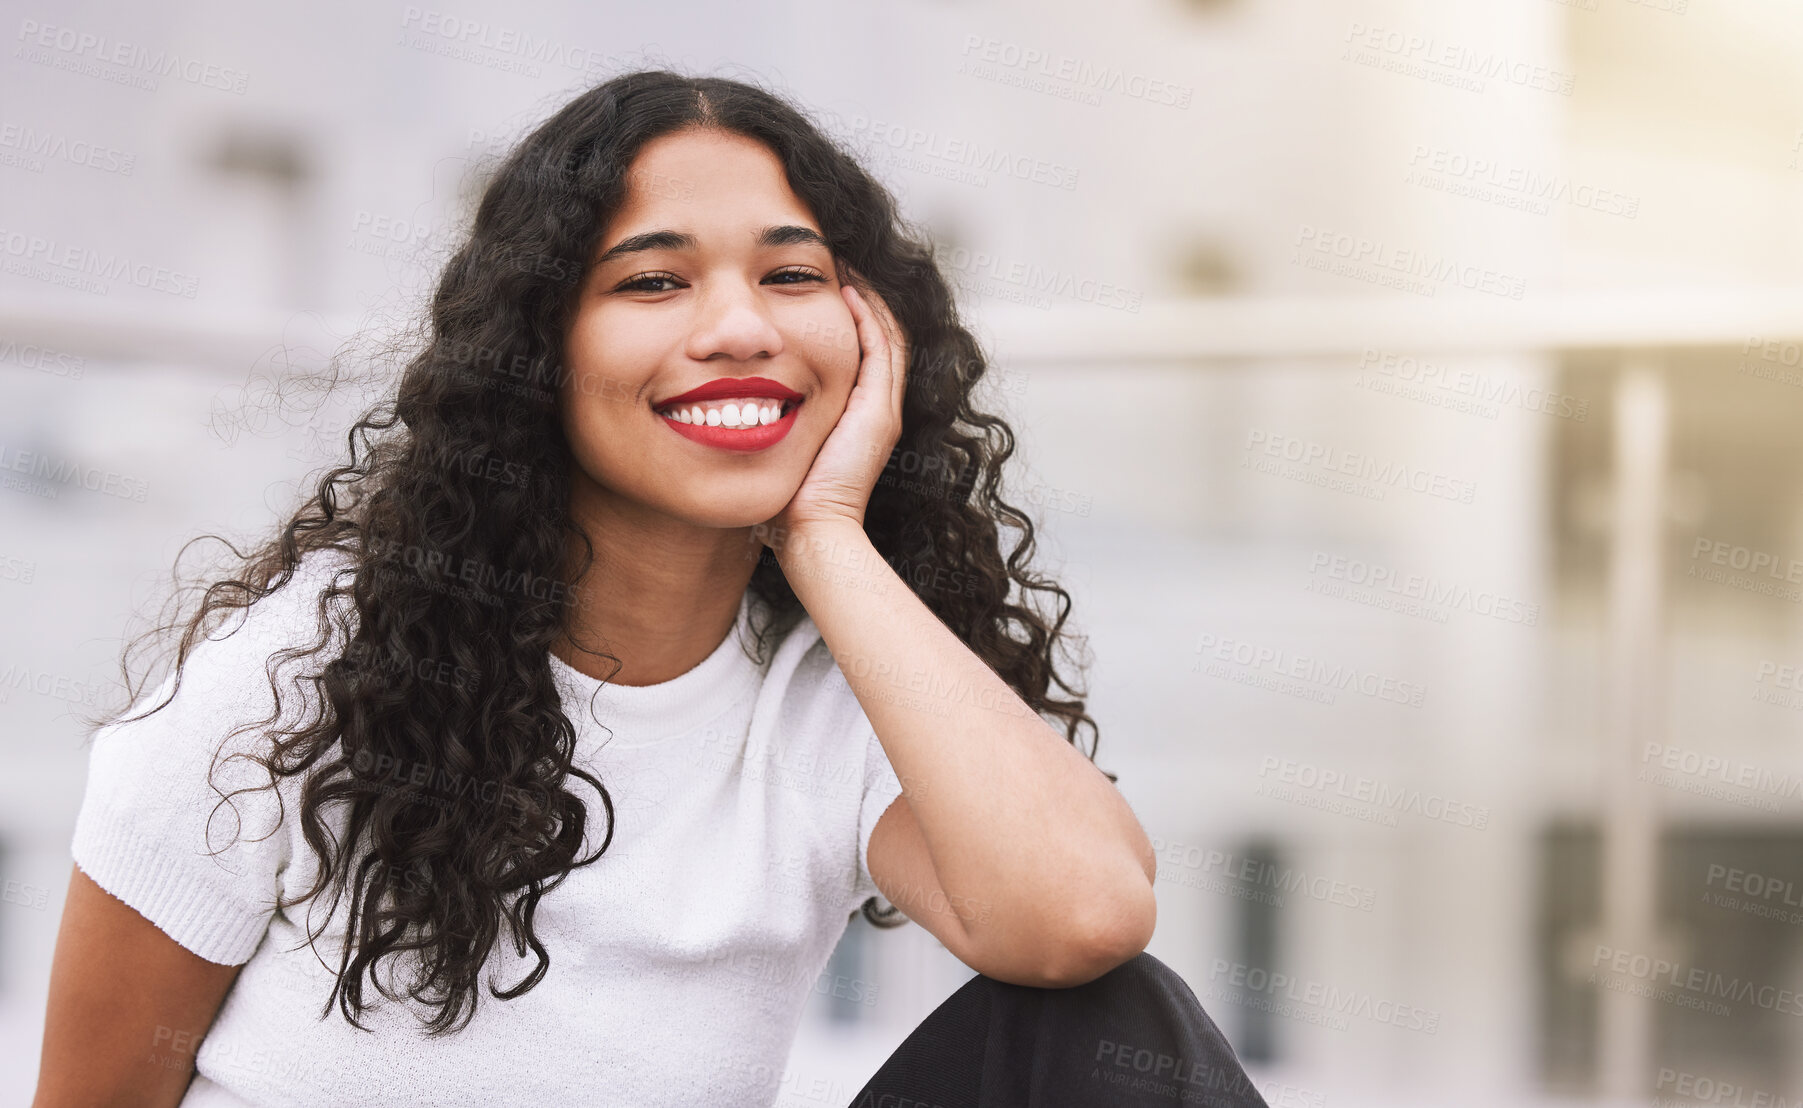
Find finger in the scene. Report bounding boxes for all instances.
[840,266,900,353]
[871,295,909,418]
[845,283,907,415]
[864,285,906,363]
[842,285,893,393]
[888,324,908,414]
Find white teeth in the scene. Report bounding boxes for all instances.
[660,396,794,428]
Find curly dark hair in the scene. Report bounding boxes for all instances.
[98,69,1105,1036]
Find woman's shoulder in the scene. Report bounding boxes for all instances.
[93,546,358,758]
[71,549,359,963]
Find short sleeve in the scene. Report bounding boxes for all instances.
[850,724,905,907]
[69,557,344,965]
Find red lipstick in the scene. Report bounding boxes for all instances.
[655,376,802,408]
[653,375,805,454]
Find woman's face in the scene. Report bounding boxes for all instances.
[560,126,861,530]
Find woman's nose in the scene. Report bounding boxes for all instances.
[686,280,784,363]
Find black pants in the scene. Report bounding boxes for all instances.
[847,952,1271,1107]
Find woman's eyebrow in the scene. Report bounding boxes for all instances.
[595,224,827,266]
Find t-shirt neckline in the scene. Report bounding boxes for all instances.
[547,590,764,746]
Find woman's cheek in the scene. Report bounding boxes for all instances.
[566,327,659,417]
[793,302,858,378]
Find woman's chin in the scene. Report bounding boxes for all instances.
[673,493,802,533]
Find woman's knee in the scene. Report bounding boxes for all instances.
[1099,950,1180,988]
[998,953,1270,1106]
[1054,950,1191,1004]
[964,951,1187,1007]
[1034,951,1243,1056]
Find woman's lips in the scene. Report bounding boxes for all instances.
[657,399,801,453]
[656,375,803,407]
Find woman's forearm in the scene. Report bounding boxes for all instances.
[770,519,1157,967]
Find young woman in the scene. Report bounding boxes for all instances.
[33,71,1269,1107]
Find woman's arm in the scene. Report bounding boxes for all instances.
[778,521,1157,989]
[33,863,243,1108]
[766,279,1155,988]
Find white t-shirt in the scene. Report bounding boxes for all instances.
[70,549,906,1106]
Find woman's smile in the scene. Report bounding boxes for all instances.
[651,374,805,453]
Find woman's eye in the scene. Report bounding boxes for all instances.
[616,268,825,293]
[766,268,827,286]
[618,273,682,293]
